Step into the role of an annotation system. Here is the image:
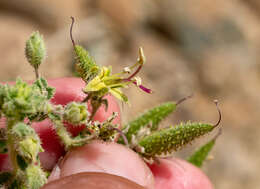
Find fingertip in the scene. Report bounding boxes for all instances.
[56,141,154,189]
[43,172,146,189]
[149,158,214,189]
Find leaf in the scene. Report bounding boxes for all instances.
[16,155,28,171]
[187,129,221,167]
[0,172,12,186]
[34,78,55,100]
[137,122,217,159]
[0,140,8,153]
[119,102,177,144]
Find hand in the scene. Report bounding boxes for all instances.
[0,78,214,189]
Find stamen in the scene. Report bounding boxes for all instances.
[135,82,152,94]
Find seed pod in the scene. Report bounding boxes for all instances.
[121,102,178,144]
[137,122,217,158]
[70,17,100,83]
[25,31,46,77]
[74,45,100,83]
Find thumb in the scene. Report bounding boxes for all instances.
[47,140,154,189]
[42,172,145,189]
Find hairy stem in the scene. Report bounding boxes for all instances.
[7,119,19,175]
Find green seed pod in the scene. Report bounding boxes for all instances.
[137,122,217,158]
[64,102,89,125]
[120,102,178,144]
[74,45,100,83]
[25,31,46,71]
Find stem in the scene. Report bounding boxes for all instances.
[89,103,100,121]
[7,119,19,175]
[34,67,39,79]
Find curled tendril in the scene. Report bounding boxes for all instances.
[176,94,194,106]
[213,100,221,127]
[70,16,76,47]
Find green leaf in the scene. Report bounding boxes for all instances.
[0,140,8,153]
[137,122,216,159]
[33,77,55,100]
[187,129,221,167]
[119,102,177,144]
[16,155,28,171]
[0,172,12,186]
[25,164,47,189]
[187,139,215,167]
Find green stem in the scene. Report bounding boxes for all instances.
[7,119,19,175]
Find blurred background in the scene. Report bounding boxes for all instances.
[0,0,260,188]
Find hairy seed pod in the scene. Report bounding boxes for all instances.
[137,122,217,158]
[74,45,100,83]
[121,102,177,143]
[25,31,46,71]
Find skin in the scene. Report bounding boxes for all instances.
[0,77,214,189]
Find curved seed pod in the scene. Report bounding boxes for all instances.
[118,101,179,145]
[70,17,100,83]
[137,122,218,159]
[188,129,222,167]
[126,102,176,135]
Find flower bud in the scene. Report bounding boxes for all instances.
[25,31,46,70]
[64,102,89,125]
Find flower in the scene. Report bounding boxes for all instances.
[83,47,152,104]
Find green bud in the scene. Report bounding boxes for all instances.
[25,164,47,189]
[64,102,89,125]
[12,123,35,139]
[19,137,43,162]
[25,31,46,72]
